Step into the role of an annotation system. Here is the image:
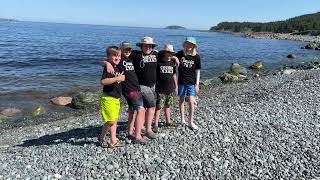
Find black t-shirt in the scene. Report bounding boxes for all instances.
[176,50,201,85]
[101,64,122,98]
[156,60,176,94]
[131,50,158,87]
[117,56,140,95]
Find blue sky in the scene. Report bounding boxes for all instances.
[1,0,319,29]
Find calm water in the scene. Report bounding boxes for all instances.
[1,21,320,126]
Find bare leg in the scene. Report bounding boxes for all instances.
[145,107,155,133]
[100,123,109,143]
[134,108,145,140]
[188,96,195,123]
[127,110,135,136]
[109,122,117,145]
[154,107,161,129]
[179,96,185,124]
[164,106,171,125]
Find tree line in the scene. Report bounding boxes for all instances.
[210,12,320,35]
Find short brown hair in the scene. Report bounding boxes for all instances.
[106,46,121,57]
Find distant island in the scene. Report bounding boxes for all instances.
[210,12,320,36]
[165,25,186,30]
[0,18,17,22]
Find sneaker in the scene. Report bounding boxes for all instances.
[145,131,158,139]
[188,122,199,130]
[181,119,186,125]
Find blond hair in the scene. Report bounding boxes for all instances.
[106,46,121,57]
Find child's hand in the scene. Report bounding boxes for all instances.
[195,84,200,94]
[101,60,115,73]
[171,56,180,67]
[117,72,125,82]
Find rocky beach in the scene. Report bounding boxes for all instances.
[243,32,320,44]
[1,67,320,179]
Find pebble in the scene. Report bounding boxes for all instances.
[54,174,62,179]
[1,69,320,180]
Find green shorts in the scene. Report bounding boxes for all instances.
[156,93,174,109]
[100,94,120,122]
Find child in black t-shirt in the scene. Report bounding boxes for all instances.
[118,41,147,145]
[154,44,178,132]
[176,37,201,130]
[100,46,125,148]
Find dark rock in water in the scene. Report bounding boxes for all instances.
[51,97,72,106]
[72,91,100,109]
[32,106,46,117]
[0,108,21,117]
[249,61,263,70]
[304,43,320,50]
[287,54,296,59]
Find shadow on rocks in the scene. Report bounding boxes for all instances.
[16,122,128,147]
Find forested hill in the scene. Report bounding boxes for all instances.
[210,12,320,34]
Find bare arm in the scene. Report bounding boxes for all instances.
[101,72,125,85]
[171,56,180,67]
[195,70,200,94]
[173,73,178,95]
[100,60,115,73]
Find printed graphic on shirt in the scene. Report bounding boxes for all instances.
[181,57,195,68]
[122,60,135,71]
[160,65,174,74]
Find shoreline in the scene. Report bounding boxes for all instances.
[212,30,320,43]
[1,58,320,130]
[1,68,320,179]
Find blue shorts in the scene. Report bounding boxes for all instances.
[124,91,144,111]
[178,84,195,97]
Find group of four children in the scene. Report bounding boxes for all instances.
[99,36,201,148]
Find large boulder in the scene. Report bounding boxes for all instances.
[219,73,239,82]
[72,91,100,109]
[249,61,263,70]
[0,108,21,117]
[229,63,247,78]
[51,96,72,106]
[32,106,46,117]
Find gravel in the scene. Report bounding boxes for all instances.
[0,69,320,179]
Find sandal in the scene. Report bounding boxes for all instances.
[153,127,159,133]
[145,131,158,139]
[134,138,147,145]
[127,134,135,140]
[108,140,125,148]
[166,123,177,129]
[100,141,109,148]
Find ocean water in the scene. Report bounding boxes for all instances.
[1,21,320,127]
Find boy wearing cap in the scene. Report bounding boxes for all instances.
[100,46,125,148]
[117,41,147,144]
[176,37,201,130]
[154,44,178,132]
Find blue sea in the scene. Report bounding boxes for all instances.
[1,21,320,127]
